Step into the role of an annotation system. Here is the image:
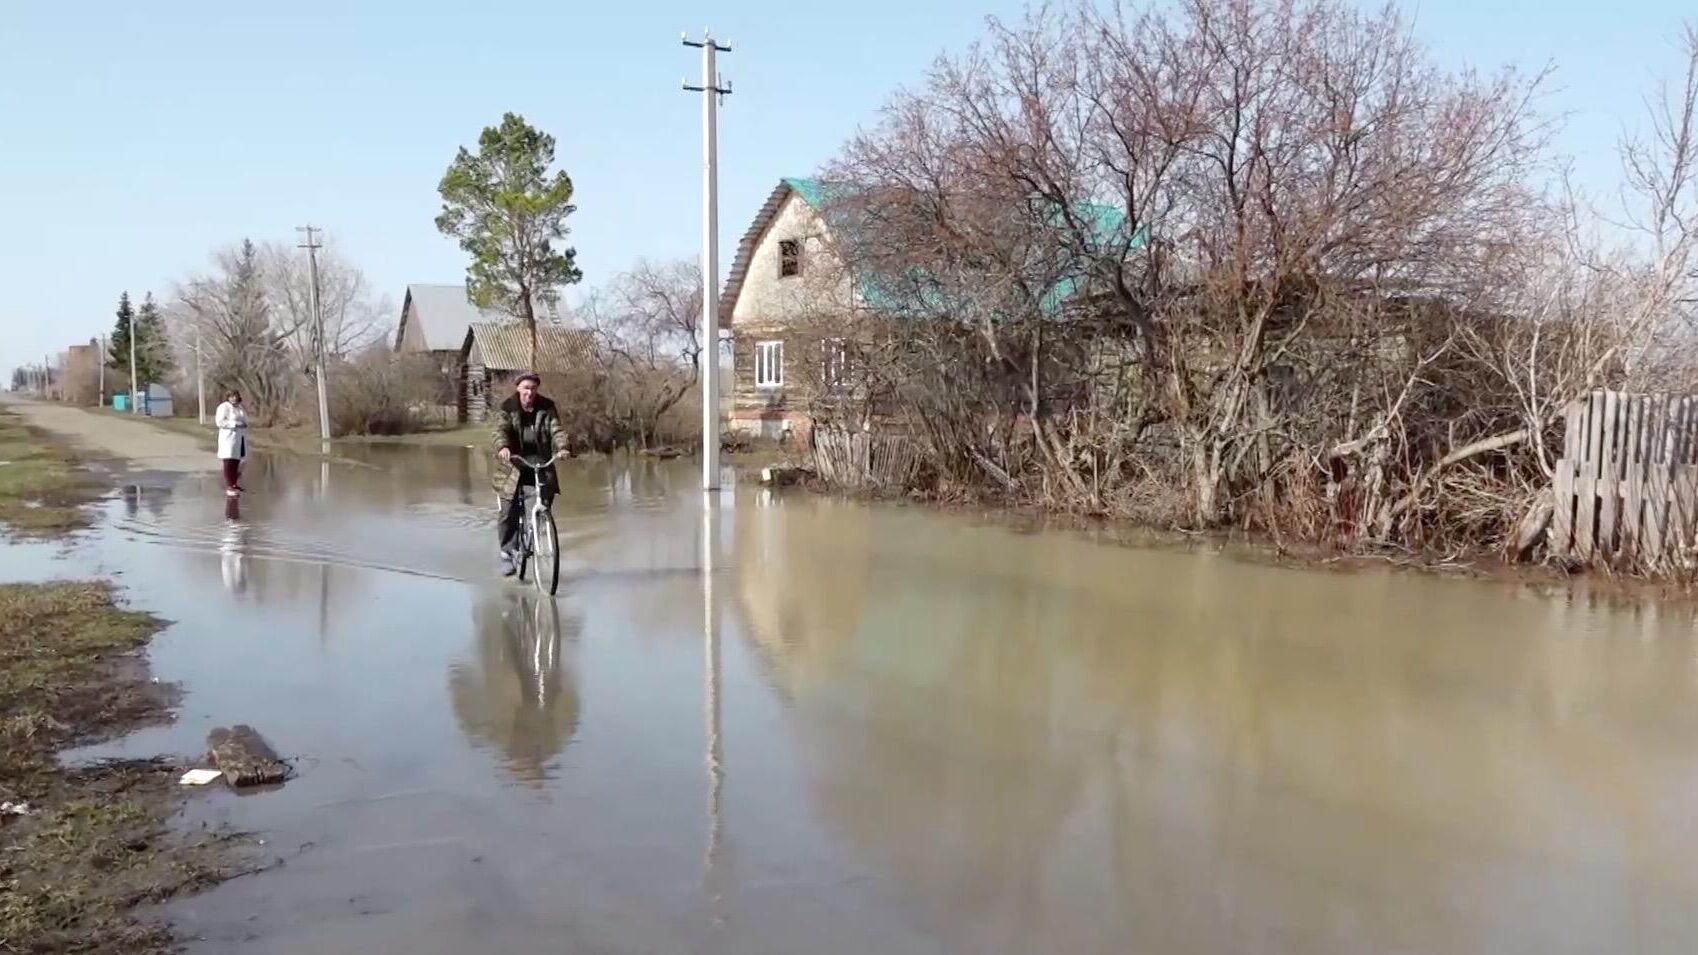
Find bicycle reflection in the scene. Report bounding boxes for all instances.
[448,590,582,784]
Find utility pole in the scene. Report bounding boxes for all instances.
[683,30,731,492]
[98,336,106,408]
[128,311,138,414]
[297,225,331,443]
[196,327,206,425]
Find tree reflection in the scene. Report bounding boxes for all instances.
[448,591,582,785]
[731,498,1698,951]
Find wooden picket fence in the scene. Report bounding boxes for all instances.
[1549,391,1698,565]
[811,428,923,492]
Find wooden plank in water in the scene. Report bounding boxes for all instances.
[1643,398,1668,566]
[1576,393,1601,560]
[1550,458,1575,560]
[1623,394,1636,557]
[1645,463,1667,567]
[1599,390,1620,555]
[207,725,289,788]
[1674,465,1698,555]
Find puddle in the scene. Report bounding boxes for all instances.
[34,444,1698,953]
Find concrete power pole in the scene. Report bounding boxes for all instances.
[98,336,106,408]
[196,327,206,425]
[297,225,331,443]
[128,314,138,414]
[683,31,731,492]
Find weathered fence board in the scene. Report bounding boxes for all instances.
[811,429,922,492]
[1549,390,1698,567]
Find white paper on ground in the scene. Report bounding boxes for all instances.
[179,769,223,786]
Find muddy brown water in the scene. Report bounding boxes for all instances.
[42,446,1698,953]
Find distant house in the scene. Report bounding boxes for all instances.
[60,340,101,405]
[720,178,858,439]
[394,284,561,418]
[720,177,1138,439]
[459,323,595,423]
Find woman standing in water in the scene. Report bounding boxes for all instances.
[214,388,248,498]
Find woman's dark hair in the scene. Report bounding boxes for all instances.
[225,388,242,401]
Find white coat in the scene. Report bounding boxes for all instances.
[215,400,248,460]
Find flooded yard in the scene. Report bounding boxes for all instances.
[48,445,1698,953]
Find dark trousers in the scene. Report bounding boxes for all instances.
[221,458,242,490]
[498,466,556,553]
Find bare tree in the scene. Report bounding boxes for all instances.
[571,260,704,449]
[259,238,392,365]
[823,0,1666,556]
[175,239,299,423]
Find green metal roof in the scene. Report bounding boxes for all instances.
[781,176,1145,318]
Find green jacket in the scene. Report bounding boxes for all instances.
[489,393,568,498]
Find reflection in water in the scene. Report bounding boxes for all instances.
[448,590,581,784]
[219,498,247,594]
[733,492,1698,954]
[123,450,1698,954]
[701,498,726,910]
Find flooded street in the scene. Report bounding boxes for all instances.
[46,445,1698,953]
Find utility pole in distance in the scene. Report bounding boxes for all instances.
[127,319,137,414]
[297,225,331,443]
[683,30,731,492]
[196,326,206,424]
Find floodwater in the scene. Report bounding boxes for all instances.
[48,446,1698,953]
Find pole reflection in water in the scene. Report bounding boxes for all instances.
[318,454,330,641]
[702,496,725,914]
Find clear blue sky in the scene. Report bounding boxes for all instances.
[0,0,1689,376]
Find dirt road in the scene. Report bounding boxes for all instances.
[0,395,210,473]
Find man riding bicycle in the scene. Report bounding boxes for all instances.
[492,372,569,577]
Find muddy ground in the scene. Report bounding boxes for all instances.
[0,405,250,954]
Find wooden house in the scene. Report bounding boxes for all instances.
[459,323,595,422]
[720,177,1137,440]
[720,178,860,440]
[395,284,563,418]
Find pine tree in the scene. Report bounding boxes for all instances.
[136,293,174,383]
[106,290,173,388]
[106,292,135,377]
[437,113,582,369]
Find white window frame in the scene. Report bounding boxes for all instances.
[755,340,785,389]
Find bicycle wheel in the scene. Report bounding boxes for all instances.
[532,507,560,596]
[514,511,533,583]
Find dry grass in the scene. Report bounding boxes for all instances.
[0,421,254,953]
[0,414,96,534]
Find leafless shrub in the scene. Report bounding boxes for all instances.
[818,0,1698,569]
[328,351,431,436]
[564,259,704,450]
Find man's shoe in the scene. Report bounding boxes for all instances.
[500,554,517,577]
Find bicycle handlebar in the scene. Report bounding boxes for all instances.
[507,452,564,470]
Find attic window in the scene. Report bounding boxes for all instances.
[779,239,801,278]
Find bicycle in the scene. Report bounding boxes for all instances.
[508,452,563,596]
